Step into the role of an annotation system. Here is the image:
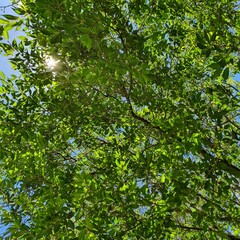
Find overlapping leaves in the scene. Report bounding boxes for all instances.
[0,0,240,239]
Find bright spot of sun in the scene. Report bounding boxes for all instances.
[45,56,60,70]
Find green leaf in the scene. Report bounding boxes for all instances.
[2,23,14,40]
[222,67,229,80]
[161,174,166,183]
[196,33,206,44]
[50,33,62,44]
[0,18,9,24]
[80,34,93,50]
[2,29,9,40]
[197,42,207,49]
[212,67,222,79]
[2,15,19,20]
[0,71,5,79]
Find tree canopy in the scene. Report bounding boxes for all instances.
[0,0,240,239]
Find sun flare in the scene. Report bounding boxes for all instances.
[45,56,59,70]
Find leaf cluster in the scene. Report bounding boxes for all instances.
[0,0,240,239]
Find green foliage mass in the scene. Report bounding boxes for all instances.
[0,0,240,239]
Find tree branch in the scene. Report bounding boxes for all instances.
[225,116,240,131]
[0,0,20,10]
[175,224,203,231]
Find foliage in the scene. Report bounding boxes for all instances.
[0,0,240,239]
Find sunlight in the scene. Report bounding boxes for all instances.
[18,0,23,6]
[45,56,59,70]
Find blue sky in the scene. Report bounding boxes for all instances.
[0,0,18,236]
[0,0,22,78]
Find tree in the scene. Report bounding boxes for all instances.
[0,0,240,239]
